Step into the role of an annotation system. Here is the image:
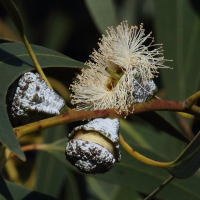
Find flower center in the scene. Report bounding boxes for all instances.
[105,66,124,91]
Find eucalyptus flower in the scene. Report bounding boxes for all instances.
[70,22,170,114]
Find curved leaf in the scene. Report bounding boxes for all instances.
[42,137,200,200]
[0,174,57,200]
[0,42,85,160]
[167,131,200,179]
[84,0,118,34]
[120,118,185,160]
[136,111,189,142]
[0,0,24,38]
[34,125,67,198]
[154,0,200,101]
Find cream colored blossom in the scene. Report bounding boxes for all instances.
[70,22,170,114]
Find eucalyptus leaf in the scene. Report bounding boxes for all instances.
[154,0,200,134]
[120,118,185,160]
[154,0,200,101]
[65,170,81,200]
[136,111,189,142]
[0,0,24,38]
[0,174,57,200]
[86,177,117,200]
[0,42,85,160]
[42,137,200,200]
[118,0,137,26]
[34,125,67,198]
[43,10,72,52]
[115,187,143,200]
[167,131,200,179]
[84,0,118,34]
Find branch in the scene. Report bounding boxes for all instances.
[10,144,45,159]
[119,132,173,168]
[13,98,200,139]
[185,91,200,108]
[0,148,12,171]
[23,36,53,89]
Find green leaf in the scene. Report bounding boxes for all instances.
[120,119,153,150]
[34,125,67,198]
[167,131,200,179]
[0,0,24,38]
[117,0,137,26]
[96,147,200,200]
[43,10,73,52]
[154,0,200,133]
[114,187,143,200]
[85,177,121,200]
[154,0,200,101]
[64,170,81,200]
[0,42,85,160]
[136,111,189,142]
[41,137,200,200]
[154,1,200,179]
[0,175,57,200]
[120,118,185,160]
[84,0,118,34]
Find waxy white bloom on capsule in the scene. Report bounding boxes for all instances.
[65,118,121,174]
[70,22,170,114]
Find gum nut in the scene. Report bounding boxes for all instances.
[65,139,115,174]
[68,118,120,143]
[65,118,121,174]
[10,72,65,126]
[132,68,157,104]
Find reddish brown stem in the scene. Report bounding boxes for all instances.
[13,98,200,139]
[10,144,45,159]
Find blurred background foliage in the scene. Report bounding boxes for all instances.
[1,0,200,199]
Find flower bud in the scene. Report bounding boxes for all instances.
[65,118,121,174]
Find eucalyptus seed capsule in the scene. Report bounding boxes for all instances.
[65,118,121,174]
[132,69,157,104]
[8,72,65,126]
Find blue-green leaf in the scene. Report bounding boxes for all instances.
[84,0,118,34]
[0,174,57,200]
[0,42,85,160]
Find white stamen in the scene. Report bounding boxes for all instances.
[70,22,171,114]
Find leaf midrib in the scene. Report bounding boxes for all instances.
[0,53,84,65]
